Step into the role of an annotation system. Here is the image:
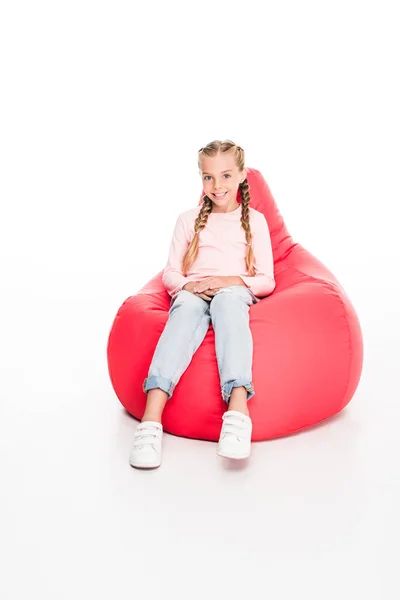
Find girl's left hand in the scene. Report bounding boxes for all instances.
[194,276,232,294]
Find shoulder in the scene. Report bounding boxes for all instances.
[171,206,201,240]
[248,207,267,223]
[174,206,202,232]
[178,205,202,222]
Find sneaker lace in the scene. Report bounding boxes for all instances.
[133,425,161,449]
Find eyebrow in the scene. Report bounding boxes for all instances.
[202,169,233,175]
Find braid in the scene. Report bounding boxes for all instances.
[239,179,256,276]
[181,195,213,276]
[194,195,213,234]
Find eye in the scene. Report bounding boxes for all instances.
[203,174,231,180]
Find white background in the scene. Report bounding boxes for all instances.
[1,1,399,598]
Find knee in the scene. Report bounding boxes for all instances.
[170,289,207,315]
[210,288,243,312]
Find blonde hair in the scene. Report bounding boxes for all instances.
[182,139,255,277]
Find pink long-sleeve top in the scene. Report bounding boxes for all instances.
[161,204,276,301]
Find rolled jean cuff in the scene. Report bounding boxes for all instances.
[143,375,175,400]
[221,379,255,403]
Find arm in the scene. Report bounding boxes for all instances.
[239,214,276,297]
[161,214,191,296]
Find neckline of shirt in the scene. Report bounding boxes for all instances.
[208,204,242,218]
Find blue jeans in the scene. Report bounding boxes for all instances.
[143,285,258,403]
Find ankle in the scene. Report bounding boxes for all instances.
[227,404,249,417]
[227,386,250,415]
[142,389,168,424]
[141,414,163,424]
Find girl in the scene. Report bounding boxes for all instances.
[129,139,276,469]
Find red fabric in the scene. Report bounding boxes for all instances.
[107,168,364,441]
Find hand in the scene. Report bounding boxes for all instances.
[182,281,221,302]
[193,276,235,295]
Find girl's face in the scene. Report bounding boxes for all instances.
[200,153,247,211]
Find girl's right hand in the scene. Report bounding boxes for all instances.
[182,281,220,302]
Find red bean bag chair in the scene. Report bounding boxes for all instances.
[107,168,364,441]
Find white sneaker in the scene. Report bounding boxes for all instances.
[217,410,252,459]
[129,421,163,469]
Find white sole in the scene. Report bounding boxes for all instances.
[129,461,161,469]
[217,450,251,460]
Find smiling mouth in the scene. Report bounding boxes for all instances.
[213,192,227,198]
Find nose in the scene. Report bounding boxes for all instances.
[213,180,225,191]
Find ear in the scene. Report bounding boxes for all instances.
[241,167,247,183]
